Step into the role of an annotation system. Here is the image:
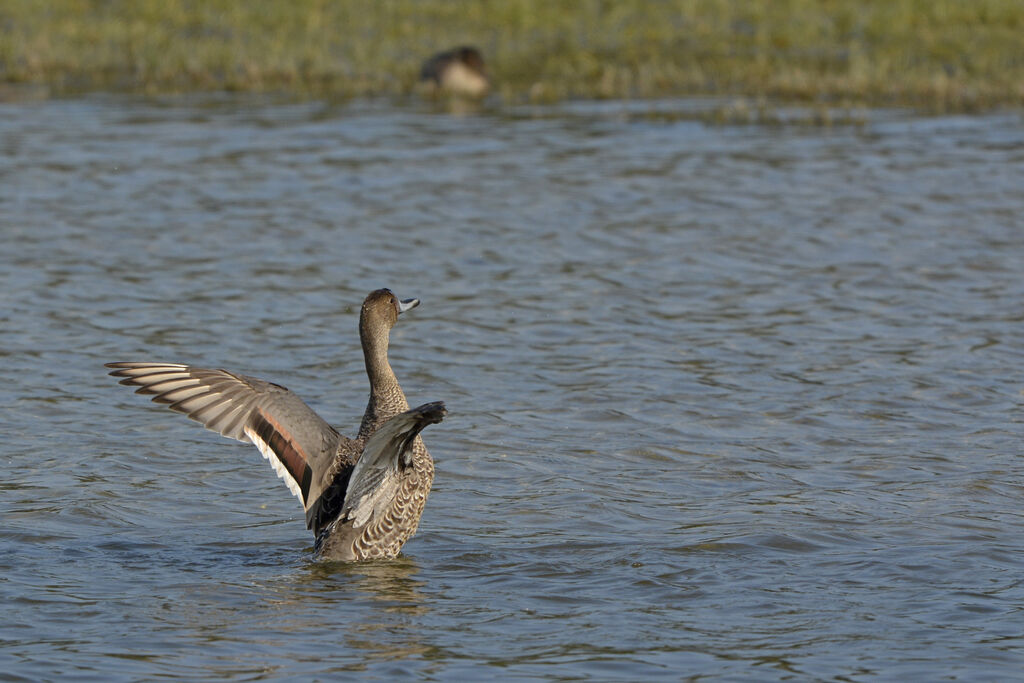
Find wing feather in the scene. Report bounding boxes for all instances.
[342,401,446,527]
[106,361,352,512]
[155,384,208,403]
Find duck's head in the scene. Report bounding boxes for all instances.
[360,288,419,340]
[452,46,486,74]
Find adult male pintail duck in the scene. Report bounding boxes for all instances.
[419,46,490,98]
[105,289,444,562]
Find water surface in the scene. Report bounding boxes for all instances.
[2,95,1023,679]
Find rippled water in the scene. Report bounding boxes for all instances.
[2,95,1023,679]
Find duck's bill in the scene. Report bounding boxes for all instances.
[398,298,420,313]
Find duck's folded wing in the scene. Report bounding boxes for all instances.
[342,401,446,528]
[105,362,351,515]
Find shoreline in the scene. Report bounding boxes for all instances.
[2,1,1022,111]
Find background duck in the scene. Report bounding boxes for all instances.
[418,45,490,98]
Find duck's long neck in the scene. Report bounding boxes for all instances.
[362,328,400,395]
[360,322,409,435]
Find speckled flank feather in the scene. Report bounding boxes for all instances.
[315,403,441,561]
[105,288,443,562]
[351,447,434,559]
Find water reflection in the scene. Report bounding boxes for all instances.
[309,555,429,611]
[306,556,434,662]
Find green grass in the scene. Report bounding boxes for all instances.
[2,0,1023,110]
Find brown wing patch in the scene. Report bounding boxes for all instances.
[251,408,313,501]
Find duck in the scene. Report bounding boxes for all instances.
[105,288,444,562]
[418,45,490,98]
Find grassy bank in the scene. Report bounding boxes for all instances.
[2,0,1022,109]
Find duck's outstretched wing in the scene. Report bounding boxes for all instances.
[105,362,353,520]
[342,401,446,528]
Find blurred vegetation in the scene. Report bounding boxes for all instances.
[1,0,1022,109]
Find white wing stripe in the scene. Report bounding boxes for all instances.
[244,426,304,502]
